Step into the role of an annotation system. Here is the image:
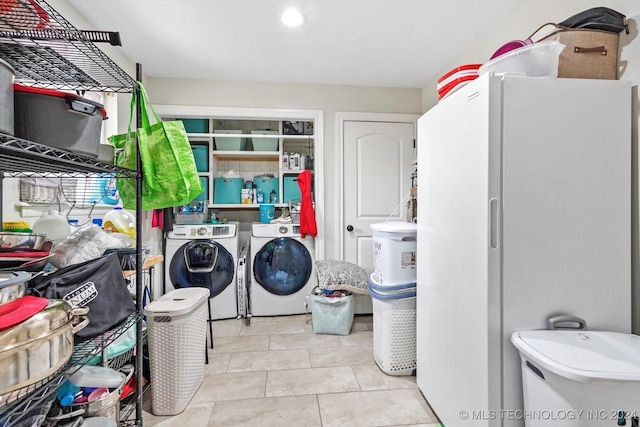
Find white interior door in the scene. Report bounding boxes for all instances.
[342,120,415,272]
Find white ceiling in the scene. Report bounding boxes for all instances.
[66,0,534,89]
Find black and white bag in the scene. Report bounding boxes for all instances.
[29,252,136,342]
[559,7,628,34]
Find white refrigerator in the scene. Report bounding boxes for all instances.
[416,74,632,427]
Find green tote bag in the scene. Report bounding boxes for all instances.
[110,82,202,210]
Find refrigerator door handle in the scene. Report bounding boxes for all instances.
[489,198,498,248]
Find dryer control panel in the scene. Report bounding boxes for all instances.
[252,223,301,237]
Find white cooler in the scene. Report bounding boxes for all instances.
[144,288,209,416]
[511,330,640,427]
[370,221,417,284]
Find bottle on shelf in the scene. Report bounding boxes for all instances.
[257,188,265,204]
[282,152,289,170]
[269,189,277,204]
[291,152,300,170]
[300,154,307,170]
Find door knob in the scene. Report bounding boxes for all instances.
[346,225,354,232]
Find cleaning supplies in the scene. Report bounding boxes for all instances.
[103,207,136,239]
[86,174,119,205]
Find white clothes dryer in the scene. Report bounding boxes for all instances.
[164,222,241,320]
[250,223,316,316]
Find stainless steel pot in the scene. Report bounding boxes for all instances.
[0,271,30,310]
[0,58,15,136]
[0,232,48,251]
[0,299,89,395]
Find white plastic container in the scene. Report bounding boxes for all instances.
[511,330,640,426]
[82,418,117,427]
[32,210,71,244]
[102,207,136,239]
[370,221,417,284]
[290,152,300,170]
[479,41,565,78]
[144,288,209,416]
[69,365,123,388]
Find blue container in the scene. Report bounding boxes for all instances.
[283,175,302,203]
[191,145,208,172]
[192,177,208,202]
[213,177,243,204]
[179,118,208,133]
[254,176,278,201]
[259,204,275,223]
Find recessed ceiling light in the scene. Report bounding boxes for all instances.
[281,8,304,27]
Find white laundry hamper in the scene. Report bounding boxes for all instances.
[368,274,417,376]
[370,221,417,284]
[512,329,640,427]
[144,288,209,416]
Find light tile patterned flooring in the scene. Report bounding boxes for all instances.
[142,314,440,427]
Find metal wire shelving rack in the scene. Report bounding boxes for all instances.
[0,0,145,425]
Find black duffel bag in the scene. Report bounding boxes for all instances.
[559,7,628,34]
[29,252,135,342]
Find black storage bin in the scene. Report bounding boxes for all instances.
[14,83,106,158]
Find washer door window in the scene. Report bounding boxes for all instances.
[253,237,312,296]
[169,241,234,298]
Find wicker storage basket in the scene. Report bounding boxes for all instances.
[537,24,619,79]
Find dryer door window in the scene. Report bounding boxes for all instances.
[169,241,234,298]
[253,237,312,296]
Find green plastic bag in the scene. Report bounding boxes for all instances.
[109,93,141,210]
[109,82,202,210]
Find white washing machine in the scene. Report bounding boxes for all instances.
[250,223,316,316]
[164,222,241,320]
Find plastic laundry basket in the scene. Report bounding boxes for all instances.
[144,288,209,416]
[512,330,640,427]
[368,274,417,376]
[370,221,417,284]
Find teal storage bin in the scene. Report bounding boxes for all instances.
[254,176,278,202]
[179,118,208,133]
[251,130,279,151]
[283,175,302,203]
[191,144,208,172]
[193,177,208,202]
[215,130,247,151]
[214,177,244,204]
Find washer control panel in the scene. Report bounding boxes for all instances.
[167,223,237,239]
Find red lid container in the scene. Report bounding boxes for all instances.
[13,83,107,158]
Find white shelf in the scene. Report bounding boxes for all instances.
[187,133,314,139]
[211,203,289,209]
[212,150,279,159]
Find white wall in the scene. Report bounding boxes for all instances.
[422,0,640,334]
[142,78,422,259]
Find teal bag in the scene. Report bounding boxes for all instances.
[109,82,202,210]
[310,292,355,335]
